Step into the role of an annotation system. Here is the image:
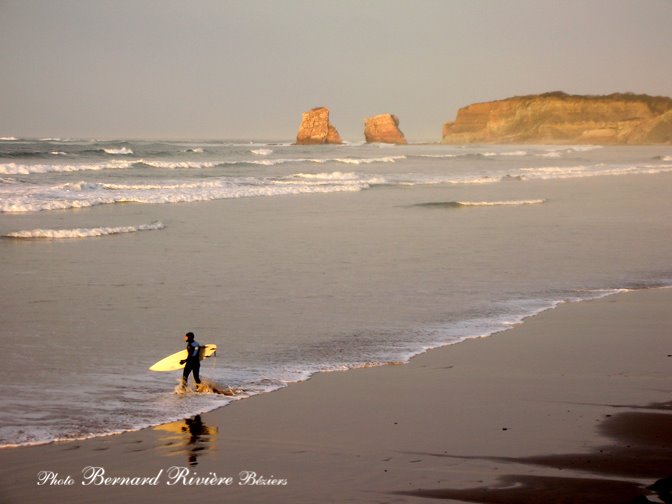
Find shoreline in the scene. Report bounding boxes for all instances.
[2,287,671,503]
[0,286,641,451]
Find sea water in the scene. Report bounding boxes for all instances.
[1,139,671,447]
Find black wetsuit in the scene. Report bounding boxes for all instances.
[182,340,201,385]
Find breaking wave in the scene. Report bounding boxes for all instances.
[137,160,221,169]
[416,199,546,209]
[102,147,134,155]
[0,174,372,212]
[519,164,672,180]
[482,150,529,157]
[0,160,135,175]
[291,171,361,181]
[3,221,166,239]
[416,152,526,160]
[0,155,407,175]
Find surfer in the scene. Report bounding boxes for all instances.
[180,332,202,387]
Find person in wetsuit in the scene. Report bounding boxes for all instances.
[180,332,201,387]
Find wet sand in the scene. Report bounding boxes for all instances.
[1,288,671,503]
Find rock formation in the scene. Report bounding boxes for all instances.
[295,107,342,145]
[364,114,407,144]
[442,92,672,144]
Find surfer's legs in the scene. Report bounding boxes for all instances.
[182,361,192,385]
[182,361,201,385]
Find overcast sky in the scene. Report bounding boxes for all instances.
[1,0,671,141]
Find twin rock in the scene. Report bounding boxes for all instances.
[295,107,406,145]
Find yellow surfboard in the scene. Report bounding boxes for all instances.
[149,344,217,372]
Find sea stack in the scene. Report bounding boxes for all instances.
[295,107,342,145]
[441,92,672,144]
[364,114,407,144]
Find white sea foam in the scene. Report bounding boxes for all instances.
[3,221,165,239]
[568,145,603,152]
[103,147,134,155]
[519,164,672,180]
[332,155,405,164]
[375,172,498,187]
[0,174,371,212]
[417,151,530,160]
[242,155,406,167]
[0,136,19,141]
[537,145,604,157]
[291,171,360,181]
[138,158,337,169]
[417,153,462,159]
[522,165,589,175]
[138,160,220,169]
[417,199,545,209]
[0,155,409,175]
[5,159,671,213]
[250,148,273,156]
[277,171,387,188]
[458,199,546,207]
[483,150,528,157]
[0,160,136,175]
[98,181,219,190]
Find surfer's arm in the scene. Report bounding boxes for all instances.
[179,344,192,365]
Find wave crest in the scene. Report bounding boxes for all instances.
[416,199,546,209]
[102,147,134,155]
[3,221,166,239]
[291,171,359,181]
[0,160,135,175]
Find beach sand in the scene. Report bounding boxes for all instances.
[1,287,671,503]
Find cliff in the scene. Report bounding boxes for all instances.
[296,107,342,145]
[364,114,407,144]
[442,92,672,144]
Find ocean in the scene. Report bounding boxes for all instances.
[1,138,671,447]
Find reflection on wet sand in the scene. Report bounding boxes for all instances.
[153,415,218,466]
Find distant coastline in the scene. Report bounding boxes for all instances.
[442,92,672,145]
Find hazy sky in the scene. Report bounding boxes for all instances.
[1,0,671,140]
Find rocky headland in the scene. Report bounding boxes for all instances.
[442,92,672,144]
[364,114,407,144]
[295,107,342,145]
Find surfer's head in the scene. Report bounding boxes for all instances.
[185,331,195,342]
